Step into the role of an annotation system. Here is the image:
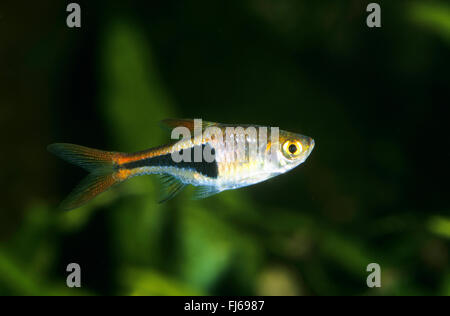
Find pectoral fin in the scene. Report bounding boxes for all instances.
[192,186,222,200]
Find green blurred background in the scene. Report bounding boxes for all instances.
[0,0,449,295]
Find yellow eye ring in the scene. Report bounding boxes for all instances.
[283,141,302,157]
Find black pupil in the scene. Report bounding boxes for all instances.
[288,144,297,154]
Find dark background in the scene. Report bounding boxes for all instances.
[0,0,448,295]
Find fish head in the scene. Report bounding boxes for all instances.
[273,130,315,172]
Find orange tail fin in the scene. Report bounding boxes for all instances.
[47,143,125,211]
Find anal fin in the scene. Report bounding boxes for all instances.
[158,174,186,203]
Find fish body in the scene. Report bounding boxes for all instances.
[48,119,315,210]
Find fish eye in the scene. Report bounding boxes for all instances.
[283,140,302,158]
[289,144,297,154]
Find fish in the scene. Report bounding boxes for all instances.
[47,119,315,210]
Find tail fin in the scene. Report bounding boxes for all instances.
[47,143,123,211]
